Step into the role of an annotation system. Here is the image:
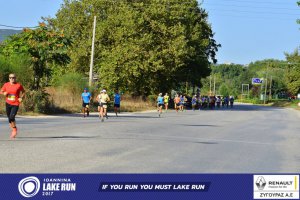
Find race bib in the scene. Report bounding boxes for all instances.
[7,94,16,101]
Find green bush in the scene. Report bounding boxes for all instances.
[0,54,33,89]
[23,90,51,113]
[237,98,263,104]
[54,72,86,92]
[148,94,158,103]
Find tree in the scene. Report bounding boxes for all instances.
[0,22,71,90]
[285,50,300,95]
[51,0,219,96]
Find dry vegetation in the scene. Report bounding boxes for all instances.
[46,87,156,113]
[0,87,156,115]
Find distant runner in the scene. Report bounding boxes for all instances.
[174,95,181,113]
[0,73,25,139]
[163,93,169,112]
[157,93,164,117]
[179,95,184,111]
[192,95,197,111]
[97,89,110,122]
[81,88,91,117]
[114,90,121,117]
[229,96,234,108]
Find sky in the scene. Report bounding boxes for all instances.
[201,0,299,64]
[0,0,299,65]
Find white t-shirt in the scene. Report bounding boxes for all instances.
[98,93,110,103]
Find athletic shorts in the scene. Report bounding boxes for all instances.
[114,104,120,108]
[99,102,108,108]
[82,102,89,108]
[158,103,164,107]
[176,103,180,107]
[6,103,19,123]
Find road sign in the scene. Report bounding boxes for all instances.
[252,78,263,85]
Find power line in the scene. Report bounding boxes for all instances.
[211,0,295,5]
[0,24,38,29]
[203,2,299,11]
[205,8,299,16]
[207,13,296,21]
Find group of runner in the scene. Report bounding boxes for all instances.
[0,73,235,139]
[81,88,121,122]
[187,95,235,111]
[157,93,235,115]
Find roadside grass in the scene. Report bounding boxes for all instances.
[45,87,156,114]
[271,100,300,110]
[0,87,156,115]
[0,96,5,114]
[236,98,263,104]
[237,98,300,110]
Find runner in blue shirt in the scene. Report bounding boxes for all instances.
[157,93,164,117]
[81,88,91,117]
[114,90,121,117]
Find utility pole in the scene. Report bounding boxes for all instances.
[209,75,212,96]
[89,16,97,87]
[263,63,269,104]
[269,75,272,100]
[213,75,216,95]
[185,81,188,95]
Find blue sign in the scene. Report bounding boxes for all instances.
[252,78,263,84]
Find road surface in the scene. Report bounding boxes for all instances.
[0,104,299,173]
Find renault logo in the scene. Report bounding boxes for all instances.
[256,176,266,190]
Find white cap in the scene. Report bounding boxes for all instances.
[102,89,106,93]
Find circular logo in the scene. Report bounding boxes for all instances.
[18,176,40,198]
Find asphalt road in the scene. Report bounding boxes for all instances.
[0,104,299,173]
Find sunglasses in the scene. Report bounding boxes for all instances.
[9,77,16,79]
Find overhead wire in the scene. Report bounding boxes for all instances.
[203,2,299,11]
[202,0,299,21]
[0,24,38,29]
[208,0,294,5]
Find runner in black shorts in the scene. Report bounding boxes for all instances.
[113,90,121,117]
[81,88,91,117]
[156,93,164,117]
[1,73,25,139]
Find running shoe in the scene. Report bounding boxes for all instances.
[10,127,17,139]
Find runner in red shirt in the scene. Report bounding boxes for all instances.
[1,73,25,139]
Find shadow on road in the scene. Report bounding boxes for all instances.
[196,104,285,112]
[3,136,219,145]
[12,136,97,140]
[179,124,219,127]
